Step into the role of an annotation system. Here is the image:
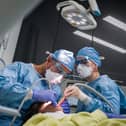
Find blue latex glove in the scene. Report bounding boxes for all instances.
[32,89,57,106]
[106,113,126,119]
[61,99,70,113]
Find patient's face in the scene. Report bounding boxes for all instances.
[39,102,63,113]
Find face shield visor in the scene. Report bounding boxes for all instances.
[51,57,70,75]
[46,58,70,84]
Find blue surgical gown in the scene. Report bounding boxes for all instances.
[0,62,61,126]
[76,75,126,114]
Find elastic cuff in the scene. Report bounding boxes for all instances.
[79,91,92,105]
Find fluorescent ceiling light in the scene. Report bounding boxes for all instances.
[103,16,126,32]
[73,30,126,54]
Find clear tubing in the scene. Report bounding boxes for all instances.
[9,77,48,126]
[74,83,114,113]
[0,106,20,117]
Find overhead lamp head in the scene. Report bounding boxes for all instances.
[56,0,98,30]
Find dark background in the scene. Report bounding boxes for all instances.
[14,0,126,85]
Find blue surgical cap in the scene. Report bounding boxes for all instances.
[51,49,75,72]
[76,47,101,67]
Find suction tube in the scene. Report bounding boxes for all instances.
[10,78,48,126]
[74,83,114,113]
[0,106,20,117]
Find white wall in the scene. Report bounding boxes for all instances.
[2,20,23,64]
[0,0,43,37]
[0,0,44,66]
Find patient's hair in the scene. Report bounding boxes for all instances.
[22,102,44,124]
[22,102,62,124]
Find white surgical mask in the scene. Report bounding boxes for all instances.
[45,69,63,84]
[77,64,93,78]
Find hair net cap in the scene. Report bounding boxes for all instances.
[77,47,101,67]
[49,49,75,72]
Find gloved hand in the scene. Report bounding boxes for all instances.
[106,113,126,119]
[32,89,57,106]
[64,85,91,104]
[61,99,70,113]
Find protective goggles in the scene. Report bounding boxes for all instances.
[76,57,88,65]
[55,62,67,74]
[51,57,67,74]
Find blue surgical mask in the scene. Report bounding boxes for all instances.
[77,64,93,78]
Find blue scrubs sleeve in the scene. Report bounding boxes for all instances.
[0,76,27,104]
[86,88,120,114]
[77,75,120,114]
[0,62,32,107]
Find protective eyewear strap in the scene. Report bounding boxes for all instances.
[55,62,66,74]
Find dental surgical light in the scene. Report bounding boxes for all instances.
[56,0,101,30]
